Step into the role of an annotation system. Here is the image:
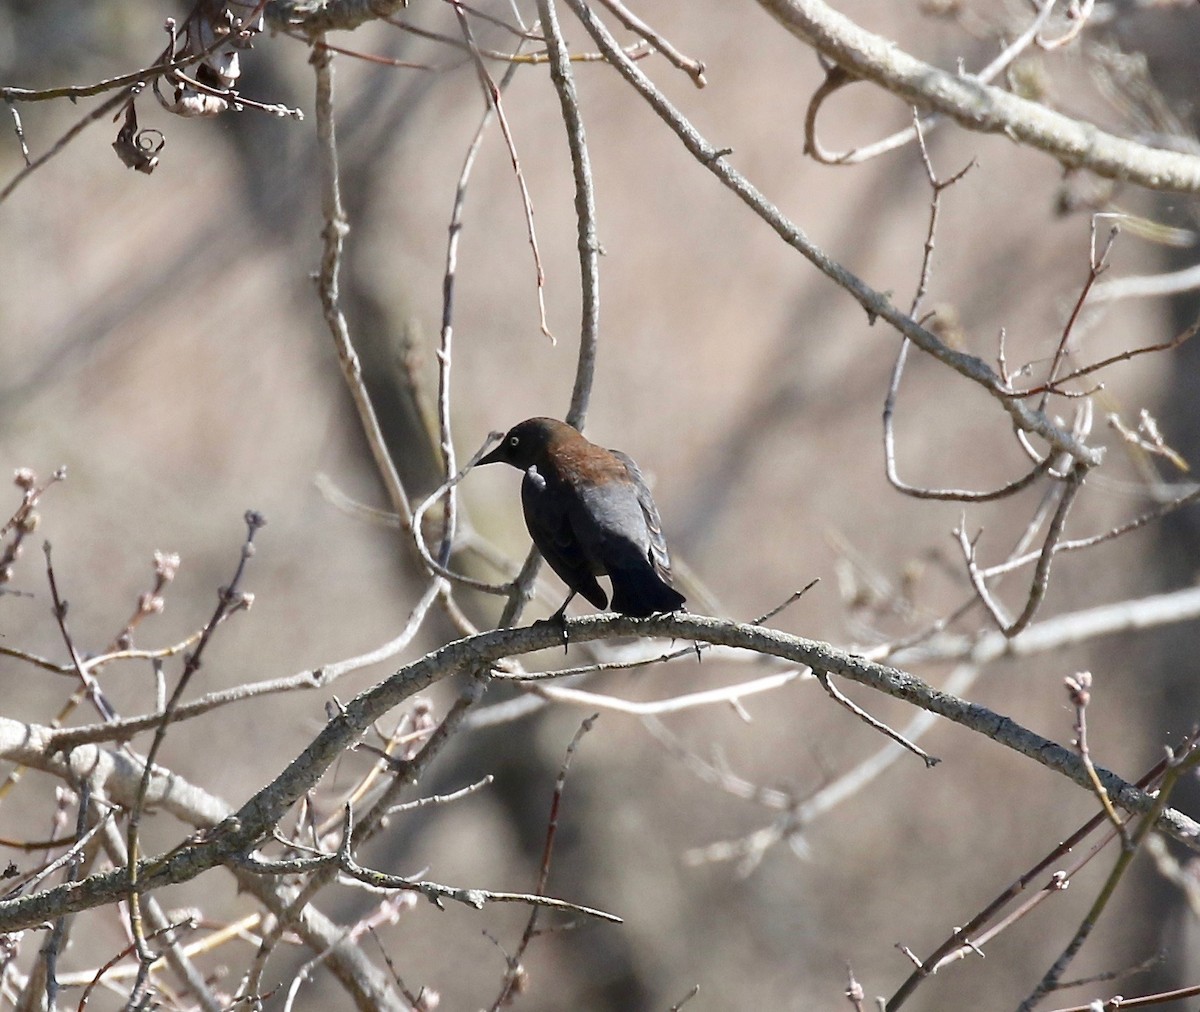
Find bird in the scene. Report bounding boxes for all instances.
[477,417,687,619]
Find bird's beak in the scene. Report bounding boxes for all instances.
[476,444,506,467]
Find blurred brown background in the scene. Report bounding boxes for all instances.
[4,1,1200,1008]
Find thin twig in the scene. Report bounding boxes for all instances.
[815,670,939,766]
[240,803,622,927]
[410,434,513,592]
[669,984,702,1010]
[886,368,1053,499]
[453,3,553,340]
[43,543,118,723]
[882,114,1033,499]
[753,580,821,624]
[529,669,801,716]
[311,40,413,527]
[490,714,599,1009]
[383,775,494,818]
[1018,737,1200,1010]
[1034,221,1119,416]
[76,917,198,1012]
[1002,461,1087,636]
[1,9,252,106]
[957,462,1088,637]
[435,32,531,568]
[957,522,1015,629]
[40,784,88,1012]
[978,480,1200,580]
[126,512,263,964]
[887,748,1178,1009]
[1037,0,1095,50]
[98,816,222,1012]
[0,27,251,204]
[1065,671,1127,841]
[49,580,439,750]
[3,89,131,204]
[1013,316,1198,396]
[4,102,30,166]
[593,0,706,86]
[385,15,653,65]
[1042,982,1200,1011]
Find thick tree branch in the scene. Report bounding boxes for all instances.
[757,0,1200,192]
[2,610,1198,934]
[267,0,408,35]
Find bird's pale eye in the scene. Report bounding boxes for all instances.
[508,435,520,447]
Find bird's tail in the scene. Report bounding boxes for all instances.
[609,569,686,617]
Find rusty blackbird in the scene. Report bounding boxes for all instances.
[478,417,687,619]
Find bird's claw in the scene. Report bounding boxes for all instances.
[534,610,570,653]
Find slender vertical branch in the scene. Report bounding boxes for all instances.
[536,0,600,430]
[452,4,553,340]
[489,714,598,1009]
[311,39,413,527]
[436,48,529,567]
[126,512,263,968]
[41,784,89,1012]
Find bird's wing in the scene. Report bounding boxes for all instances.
[521,469,608,609]
[608,450,673,581]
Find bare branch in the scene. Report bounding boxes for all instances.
[561,0,1102,468]
[760,0,1200,192]
[803,0,1061,165]
[594,0,706,87]
[7,610,1200,935]
[490,714,599,1008]
[537,0,599,426]
[454,3,553,340]
[311,40,413,527]
[435,38,528,569]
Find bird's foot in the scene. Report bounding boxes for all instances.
[534,608,570,653]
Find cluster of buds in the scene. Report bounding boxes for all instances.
[0,466,65,586]
[113,550,182,650]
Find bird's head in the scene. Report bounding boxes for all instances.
[477,417,572,470]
